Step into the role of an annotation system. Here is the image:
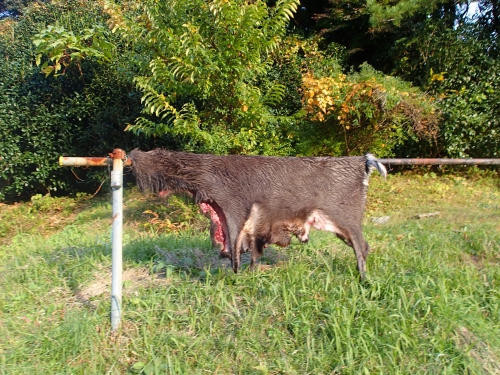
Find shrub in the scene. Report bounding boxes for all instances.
[0,1,174,201]
[297,59,439,157]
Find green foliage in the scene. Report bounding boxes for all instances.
[366,0,453,27]
[2,0,497,204]
[318,0,500,157]
[105,0,300,155]
[0,1,175,201]
[33,24,115,76]
[394,20,500,157]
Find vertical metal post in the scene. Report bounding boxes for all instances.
[110,150,125,331]
[59,150,132,332]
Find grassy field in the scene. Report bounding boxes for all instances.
[1,171,499,374]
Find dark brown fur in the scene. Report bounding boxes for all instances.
[129,149,386,279]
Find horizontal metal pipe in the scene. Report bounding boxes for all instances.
[379,158,500,165]
[59,156,133,167]
[58,155,498,167]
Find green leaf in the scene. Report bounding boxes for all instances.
[130,361,146,373]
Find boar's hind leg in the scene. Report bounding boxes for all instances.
[336,229,369,279]
[348,232,370,279]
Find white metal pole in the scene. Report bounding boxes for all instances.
[59,150,129,332]
[110,156,124,331]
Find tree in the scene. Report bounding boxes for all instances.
[0,0,49,17]
[103,0,300,154]
[394,20,500,157]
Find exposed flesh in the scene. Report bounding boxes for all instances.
[200,201,230,257]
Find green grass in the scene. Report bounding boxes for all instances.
[1,173,499,374]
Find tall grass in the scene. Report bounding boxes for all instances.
[1,173,499,374]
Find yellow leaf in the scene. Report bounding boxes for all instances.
[431,72,446,82]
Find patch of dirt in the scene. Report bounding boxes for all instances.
[75,267,170,308]
[455,326,500,374]
[460,252,500,269]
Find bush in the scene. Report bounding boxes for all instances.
[296,56,439,157]
[394,20,500,157]
[0,1,174,201]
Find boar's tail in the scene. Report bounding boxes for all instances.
[365,154,387,179]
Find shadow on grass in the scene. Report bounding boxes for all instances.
[48,231,292,308]
[129,233,290,277]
